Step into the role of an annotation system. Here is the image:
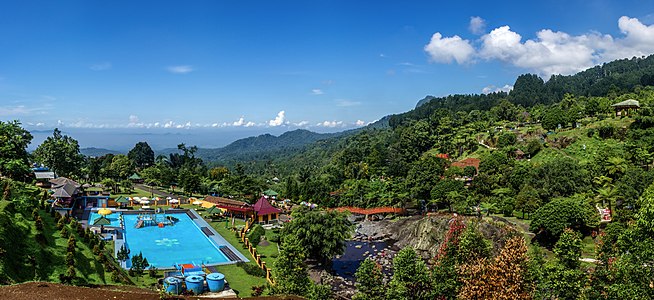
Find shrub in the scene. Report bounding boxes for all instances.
[598,124,615,139]
[35,216,44,231]
[111,270,121,283]
[65,251,75,266]
[247,224,265,247]
[60,227,69,238]
[149,266,158,278]
[31,208,39,220]
[237,263,266,278]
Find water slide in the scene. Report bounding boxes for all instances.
[135,220,144,228]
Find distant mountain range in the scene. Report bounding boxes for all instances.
[78,115,391,164]
[80,147,123,157]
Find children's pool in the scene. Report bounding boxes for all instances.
[89,211,232,268]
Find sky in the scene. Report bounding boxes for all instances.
[2,1,654,150]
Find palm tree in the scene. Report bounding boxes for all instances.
[606,157,627,177]
[596,184,621,219]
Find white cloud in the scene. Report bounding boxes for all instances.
[482,84,514,94]
[167,65,194,74]
[355,120,365,126]
[245,121,256,127]
[232,117,245,126]
[268,111,286,126]
[425,16,654,77]
[317,120,344,128]
[311,89,324,95]
[336,99,362,107]
[128,115,139,124]
[294,121,310,127]
[469,16,486,35]
[90,62,112,71]
[424,32,475,64]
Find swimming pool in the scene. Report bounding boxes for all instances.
[90,211,234,268]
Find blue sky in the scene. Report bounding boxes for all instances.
[2,1,654,149]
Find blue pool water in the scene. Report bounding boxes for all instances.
[89,212,230,268]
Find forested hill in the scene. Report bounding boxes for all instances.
[392,54,654,127]
[157,129,352,164]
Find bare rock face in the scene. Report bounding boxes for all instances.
[391,215,450,259]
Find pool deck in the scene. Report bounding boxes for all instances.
[86,208,248,269]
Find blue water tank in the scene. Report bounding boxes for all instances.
[206,272,225,292]
[185,275,204,295]
[163,277,182,295]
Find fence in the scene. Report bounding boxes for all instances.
[234,218,275,285]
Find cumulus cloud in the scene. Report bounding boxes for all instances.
[482,84,514,94]
[311,89,324,95]
[424,32,475,64]
[294,121,310,127]
[317,120,344,128]
[355,120,365,126]
[268,111,286,126]
[469,16,486,35]
[425,16,654,77]
[128,115,139,124]
[90,62,112,71]
[232,117,245,126]
[167,65,194,74]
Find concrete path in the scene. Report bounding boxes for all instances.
[133,183,190,204]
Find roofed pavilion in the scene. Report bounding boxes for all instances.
[611,99,640,116]
[253,196,281,224]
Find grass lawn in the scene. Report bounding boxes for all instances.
[208,218,277,297]
[111,187,152,199]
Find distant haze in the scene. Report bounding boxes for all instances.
[28,127,343,152]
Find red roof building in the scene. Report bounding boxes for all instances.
[253,196,281,224]
[204,196,254,218]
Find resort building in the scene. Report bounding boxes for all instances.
[204,196,254,219]
[253,196,281,224]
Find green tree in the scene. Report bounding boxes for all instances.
[554,228,582,269]
[116,244,130,263]
[530,197,599,245]
[281,207,353,265]
[32,128,84,178]
[129,252,149,281]
[108,155,134,180]
[387,247,433,300]
[273,237,310,296]
[515,184,540,219]
[127,142,154,170]
[0,120,33,180]
[406,155,447,201]
[353,258,385,300]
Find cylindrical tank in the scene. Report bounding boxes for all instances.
[164,277,182,295]
[185,275,204,295]
[206,272,225,292]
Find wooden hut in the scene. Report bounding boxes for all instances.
[611,99,640,116]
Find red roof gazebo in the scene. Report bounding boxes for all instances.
[253,196,281,224]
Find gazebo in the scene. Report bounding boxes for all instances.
[129,173,144,183]
[253,196,281,224]
[262,189,278,199]
[115,196,129,208]
[611,99,640,116]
